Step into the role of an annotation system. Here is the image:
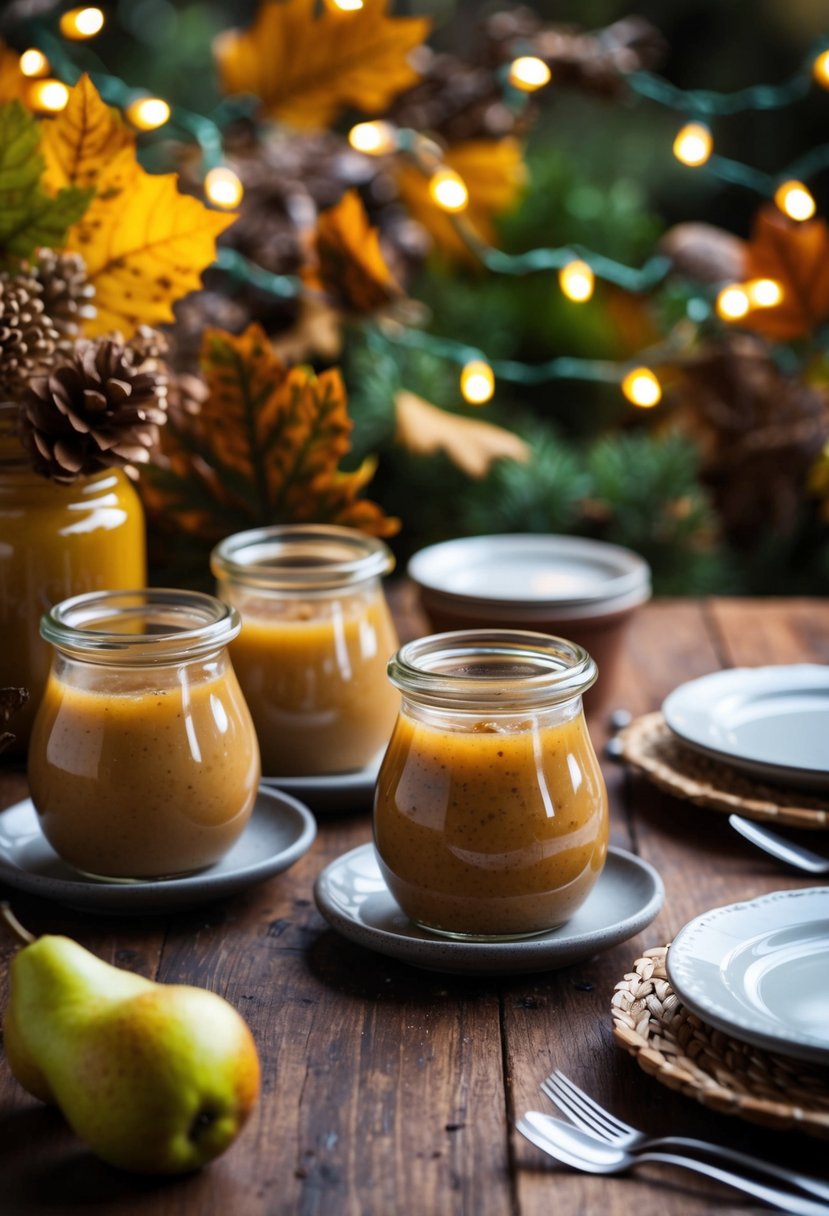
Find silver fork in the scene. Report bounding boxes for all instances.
[728,815,829,873]
[518,1112,829,1216]
[541,1069,829,1204]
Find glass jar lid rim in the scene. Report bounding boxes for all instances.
[388,629,598,707]
[40,588,240,661]
[211,524,394,590]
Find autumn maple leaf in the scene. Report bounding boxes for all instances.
[303,189,401,314]
[142,324,397,543]
[214,0,430,129]
[396,138,526,264]
[741,205,829,341]
[37,75,235,338]
[395,390,530,478]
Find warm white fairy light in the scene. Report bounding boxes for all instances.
[813,49,829,88]
[59,7,105,39]
[19,49,49,78]
[204,166,244,209]
[559,260,595,303]
[126,97,171,131]
[429,168,469,213]
[746,278,783,308]
[716,284,751,321]
[460,360,495,404]
[621,367,661,408]
[774,180,816,222]
[27,79,70,113]
[508,56,551,92]
[348,121,396,155]
[324,0,364,10]
[672,122,712,167]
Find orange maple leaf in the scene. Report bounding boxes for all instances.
[396,138,526,264]
[303,189,401,314]
[741,205,829,341]
[143,324,398,540]
[214,0,430,129]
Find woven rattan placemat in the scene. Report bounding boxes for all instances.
[612,946,829,1140]
[618,712,829,829]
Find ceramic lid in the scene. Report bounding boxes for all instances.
[408,534,651,618]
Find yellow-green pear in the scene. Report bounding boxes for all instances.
[4,932,261,1174]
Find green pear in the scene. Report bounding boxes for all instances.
[4,932,261,1174]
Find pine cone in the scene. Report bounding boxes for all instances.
[32,249,96,343]
[19,338,168,484]
[0,270,59,403]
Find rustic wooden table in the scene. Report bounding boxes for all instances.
[1,592,828,1216]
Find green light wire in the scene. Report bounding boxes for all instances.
[626,60,815,116]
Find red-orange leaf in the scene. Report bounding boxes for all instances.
[303,189,401,314]
[742,205,829,341]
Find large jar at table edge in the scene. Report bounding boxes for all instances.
[28,588,261,880]
[374,630,609,940]
[211,524,400,777]
[0,411,147,754]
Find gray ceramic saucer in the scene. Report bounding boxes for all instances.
[0,787,316,915]
[314,844,664,975]
[260,751,381,814]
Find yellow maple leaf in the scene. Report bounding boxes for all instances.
[68,164,235,337]
[41,73,133,192]
[395,390,530,477]
[303,189,401,314]
[396,138,526,264]
[214,0,430,129]
[0,40,25,104]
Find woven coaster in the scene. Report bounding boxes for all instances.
[611,946,829,1140]
[618,712,829,829]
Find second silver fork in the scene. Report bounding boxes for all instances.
[541,1068,829,1204]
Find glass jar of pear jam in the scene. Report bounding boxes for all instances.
[211,525,399,777]
[0,406,146,755]
[27,589,261,881]
[374,631,609,940]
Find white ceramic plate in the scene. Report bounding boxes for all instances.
[662,665,829,789]
[314,844,663,975]
[0,788,316,915]
[260,751,382,813]
[666,888,829,1065]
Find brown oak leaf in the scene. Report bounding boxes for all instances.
[214,0,430,130]
[303,189,401,314]
[741,205,829,341]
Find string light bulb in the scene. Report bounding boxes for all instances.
[621,367,661,408]
[813,49,829,88]
[774,180,816,221]
[324,0,364,10]
[716,284,750,321]
[126,97,171,131]
[204,166,244,209]
[558,260,595,303]
[460,360,495,405]
[19,49,49,78]
[746,278,783,308]
[348,121,396,155]
[429,168,469,213]
[59,7,105,39]
[672,121,712,167]
[26,79,69,113]
[507,56,551,92]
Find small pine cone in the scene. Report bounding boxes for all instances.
[19,338,168,484]
[0,271,59,402]
[32,249,96,344]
